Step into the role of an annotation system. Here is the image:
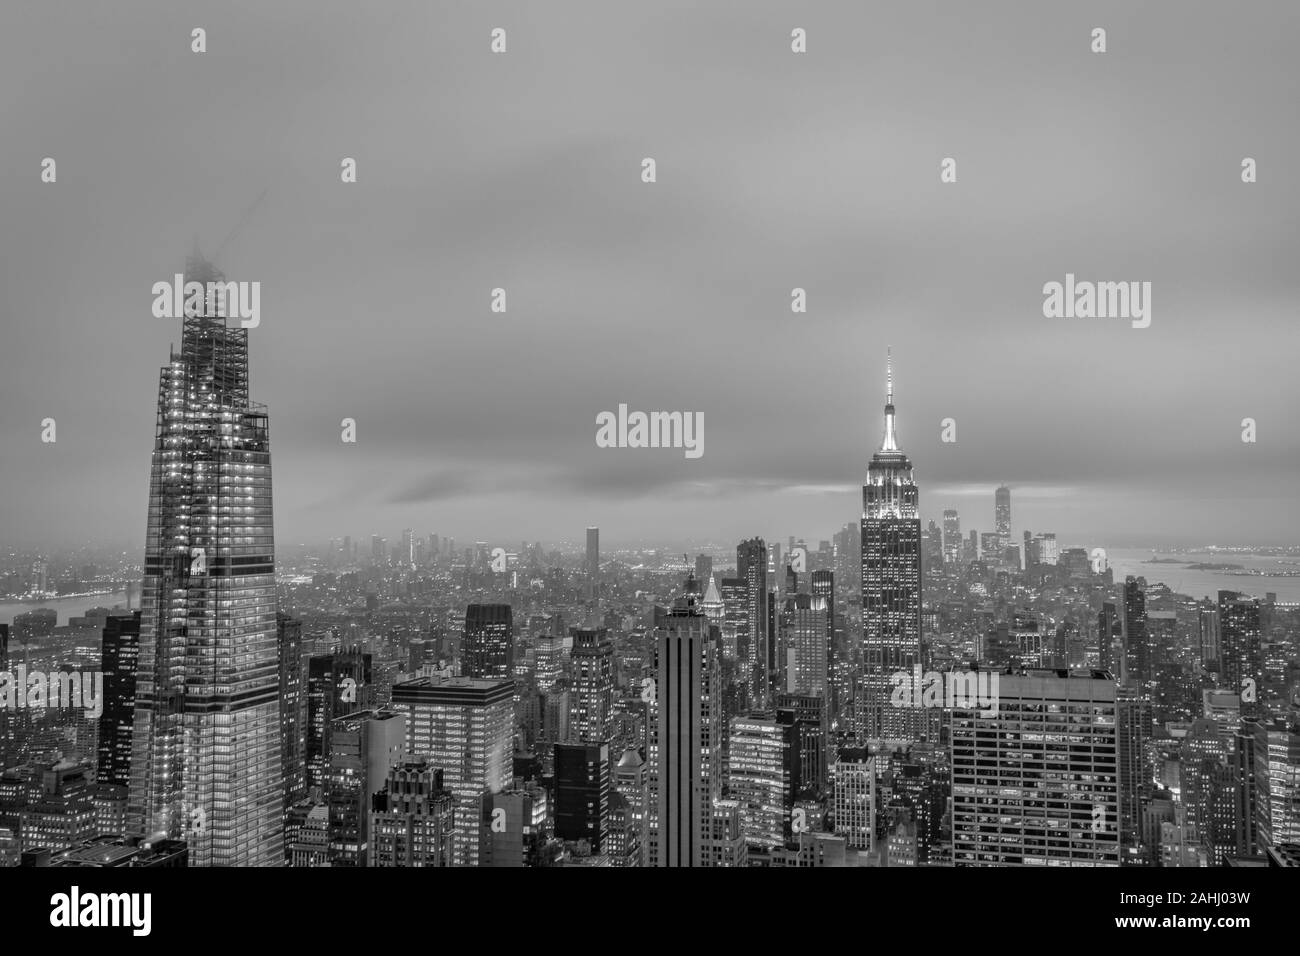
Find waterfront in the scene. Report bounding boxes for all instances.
[1104,549,1300,603]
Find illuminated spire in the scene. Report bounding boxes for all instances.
[881,348,898,452]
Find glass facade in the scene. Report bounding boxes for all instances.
[127,252,284,866]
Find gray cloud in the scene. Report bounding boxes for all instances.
[1,0,1297,550]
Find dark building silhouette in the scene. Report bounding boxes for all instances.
[463,604,514,681]
[97,611,142,788]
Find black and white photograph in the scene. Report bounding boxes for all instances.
[0,0,1294,934]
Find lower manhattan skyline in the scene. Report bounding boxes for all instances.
[0,2,1297,925]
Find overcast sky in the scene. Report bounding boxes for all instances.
[2,1,1298,552]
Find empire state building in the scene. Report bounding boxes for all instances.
[858,352,924,742]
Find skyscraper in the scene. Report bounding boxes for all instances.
[1218,591,1263,718]
[463,604,514,681]
[727,714,793,851]
[646,572,723,867]
[951,669,1120,867]
[306,648,374,792]
[1122,576,1151,696]
[942,509,961,565]
[859,352,923,742]
[995,485,1011,541]
[325,709,406,867]
[736,538,770,707]
[127,250,284,866]
[277,613,306,815]
[569,627,614,743]
[780,593,829,699]
[391,675,514,866]
[554,741,611,852]
[97,611,141,788]
[586,527,600,578]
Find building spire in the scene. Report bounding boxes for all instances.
[887,346,893,405]
[881,348,898,452]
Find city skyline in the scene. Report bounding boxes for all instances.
[1,0,1298,886]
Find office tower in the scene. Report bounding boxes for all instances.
[391,675,514,866]
[463,604,514,681]
[586,527,600,578]
[831,748,875,851]
[277,613,306,815]
[607,791,639,866]
[369,761,455,867]
[1250,716,1300,851]
[614,747,646,866]
[1198,603,1221,672]
[646,573,723,867]
[995,485,1011,540]
[1218,592,1263,718]
[1179,718,1236,865]
[554,741,610,852]
[776,693,829,799]
[720,577,750,668]
[736,538,770,707]
[326,709,407,866]
[702,574,725,626]
[780,593,830,699]
[127,249,284,866]
[727,714,793,850]
[1037,533,1059,565]
[951,669,1120,867]
[1097,602,1121,675]
[569,627,613,743]
[1023,530,1039,566]
[695,554,713,588]
[401,529,415,567]
[860,353,923,742]
[942,510,961,565]
[1117,686,1153,863]
[306,649,374,791]
[96,611,141,788]
[967,529,978,561]
[534,633,566,694]
[923,520,944,569]
[1121,577,1151,695]
[809,569,837,713]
